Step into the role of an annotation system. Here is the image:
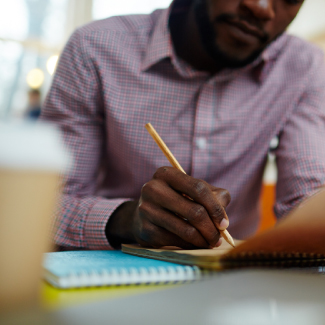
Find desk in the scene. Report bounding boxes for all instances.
[2,269,325,325]
[50,270,325,324]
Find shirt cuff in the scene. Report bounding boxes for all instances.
[85,198,132,250]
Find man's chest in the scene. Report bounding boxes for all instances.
[100,61,297,172]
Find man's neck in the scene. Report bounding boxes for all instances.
[169,4,223,74]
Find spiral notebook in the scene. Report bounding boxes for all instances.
[123,188,325,270]
[43,250,205,288]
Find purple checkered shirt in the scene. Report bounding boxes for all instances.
[41,2,325,250]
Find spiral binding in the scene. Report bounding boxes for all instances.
[221,251,325,269]
[48,265,204,288]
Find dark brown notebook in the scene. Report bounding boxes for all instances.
[122,188,325,269]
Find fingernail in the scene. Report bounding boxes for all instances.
[219,218,229,230]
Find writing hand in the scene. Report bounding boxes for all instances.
[106,167,231,249]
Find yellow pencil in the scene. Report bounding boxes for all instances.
[145,122,235,248]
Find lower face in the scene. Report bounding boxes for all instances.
[193,0,302,68]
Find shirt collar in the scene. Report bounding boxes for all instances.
[141,5,174,72]
[262,32,289,62]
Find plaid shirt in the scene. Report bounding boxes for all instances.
[42,2,325,250]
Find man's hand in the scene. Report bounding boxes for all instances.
[106,167,231,249]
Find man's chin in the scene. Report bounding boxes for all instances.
[213,34,284,69]
[209,46,264,69]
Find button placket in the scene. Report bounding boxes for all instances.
[196,137,207,150]
[192,81,215,180]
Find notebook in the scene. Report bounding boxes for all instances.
[122,188,325,270]
[43,250,206,288]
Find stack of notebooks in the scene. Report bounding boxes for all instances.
[43,250,205,288]
[43,188,325,289]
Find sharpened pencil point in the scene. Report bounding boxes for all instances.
[221,229,235,248]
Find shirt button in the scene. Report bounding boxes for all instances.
[196,137,207,150]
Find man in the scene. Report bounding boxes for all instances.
[42,0,325,250]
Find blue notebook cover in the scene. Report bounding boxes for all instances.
[43,250,203,288]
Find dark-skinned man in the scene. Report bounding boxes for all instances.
[41,0,325,251]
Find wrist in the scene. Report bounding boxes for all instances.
[105,200,138,249]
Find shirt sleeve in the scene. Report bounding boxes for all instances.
[274,52,325,218]
[41,28,131,250]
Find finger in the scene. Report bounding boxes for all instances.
[136,221,200,249]
[150,226,199,249]
[154,167,229,231]
[152,210,212,248]
[145,183,220,247]
[210,187,231,208]
[215,238,223,248]
[141,201,211,248]
[211,189,231,230]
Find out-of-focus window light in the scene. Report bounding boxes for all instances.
[47,55,59,75]
[42,0,68,47]
[287,0,325,39]
[26,68,44,89]
[0,0,28,40]
[0,0,68,119]
[92,0,173,20]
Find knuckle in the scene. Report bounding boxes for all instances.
[141,181,159,198]
[214,188,231,206]
[183,227,209,248]
[153,166,170,180]
[192,181,208,197]
[220,189,231,206]
[137,200,147,215]
[211,204,225,223]
[141,182,151,195]
[188,205,206,222]
[137,196,155,216]
[183,226,198,241]
[213,204,225,222]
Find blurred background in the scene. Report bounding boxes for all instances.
[0,0,172,120]
[0,0,325,120]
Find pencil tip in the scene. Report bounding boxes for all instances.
[221,230,235,248]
